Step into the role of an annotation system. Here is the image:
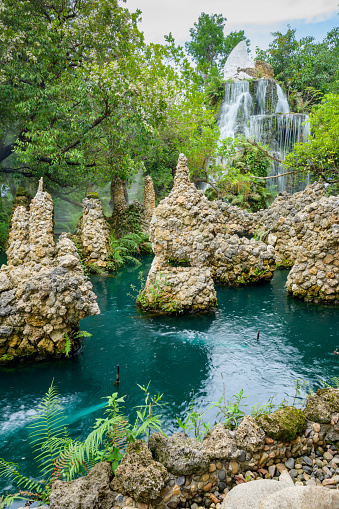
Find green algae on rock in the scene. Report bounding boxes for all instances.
[256,406,306,441]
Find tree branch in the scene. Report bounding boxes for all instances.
[249,171,297,180]
[195,178,220,199]
[0,166,34,178]
[245,139,284,164]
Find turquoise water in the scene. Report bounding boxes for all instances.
[0,255,339,495]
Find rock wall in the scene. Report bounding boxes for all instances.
[286,197,339,303]
[0,179,100,363]
[49,388,339,509]
[77,194,111,268]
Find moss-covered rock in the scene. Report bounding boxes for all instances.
[304,388,339,424]
[86,192,99,199]
[256,406,306,441]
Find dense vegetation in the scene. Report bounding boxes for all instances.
[0,2,338,251]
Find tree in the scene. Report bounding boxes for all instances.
[256,25,339,111]
[284,91,339,185]
[185,13,249,81]
[0,0,179,204]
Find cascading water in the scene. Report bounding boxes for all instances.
[275,84,290,114]
[217,79,310,193]
[218,82,253,139]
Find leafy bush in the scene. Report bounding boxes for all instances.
[107,232,151,272]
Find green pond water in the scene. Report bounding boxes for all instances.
[0,254,339,497]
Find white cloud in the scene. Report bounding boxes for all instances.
[125,0,338,45]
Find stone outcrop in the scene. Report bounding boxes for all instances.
[111,440,168,503]
[140,154,275,314]
[144,175,156,227]
[285,197,339,303]
[0,179,100,363]
[223,42,274,81]
[235,416,266,453]
[304,388,339,424]
[149,432,210,475]
[50,461,115,509]
[256,407,307,442]
[77,194,111,268]
[202,424,240,460]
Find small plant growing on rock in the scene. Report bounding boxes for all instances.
[133,383,166,441]
[209,389,248,430]
[177,393,211,441]
[62,330,92,357]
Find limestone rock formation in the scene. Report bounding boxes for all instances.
[202,424,240,460]
[235,416,266,453]
[144,175,156,227]
[223,42,274,81]
[139,154,275,314]
[286,196,339,303]
[111,440,168,503]
[149,432,210,475]
[77,194,111,268]
[0,179,100,362]
[256,406,307,442]
[223,41,255,81]
[50,461,115,509]
[304,388,339,424]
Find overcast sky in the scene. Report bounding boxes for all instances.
[124,0,339,54]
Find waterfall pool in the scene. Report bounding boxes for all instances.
[1,255,338,495]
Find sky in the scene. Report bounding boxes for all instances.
[124,0,339,54]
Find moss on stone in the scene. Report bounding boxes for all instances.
[16,187,31,198]
[256,406,306,441]
[86,192,99,199]
[304,388,339,423]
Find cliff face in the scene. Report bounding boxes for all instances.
[0,179,100,363]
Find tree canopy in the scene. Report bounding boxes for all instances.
[284,91,339,184]
[256,26,339,111]
[0,0,187,198]
[185,12,250,80]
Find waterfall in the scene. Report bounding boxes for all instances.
[276,84,290,113]
[217,79,310,193]
[218,82,253,139]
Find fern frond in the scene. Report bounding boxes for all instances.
[28,383,67,477]
[0,459,46,495]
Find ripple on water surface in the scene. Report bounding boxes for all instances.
[0,256,338,494]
